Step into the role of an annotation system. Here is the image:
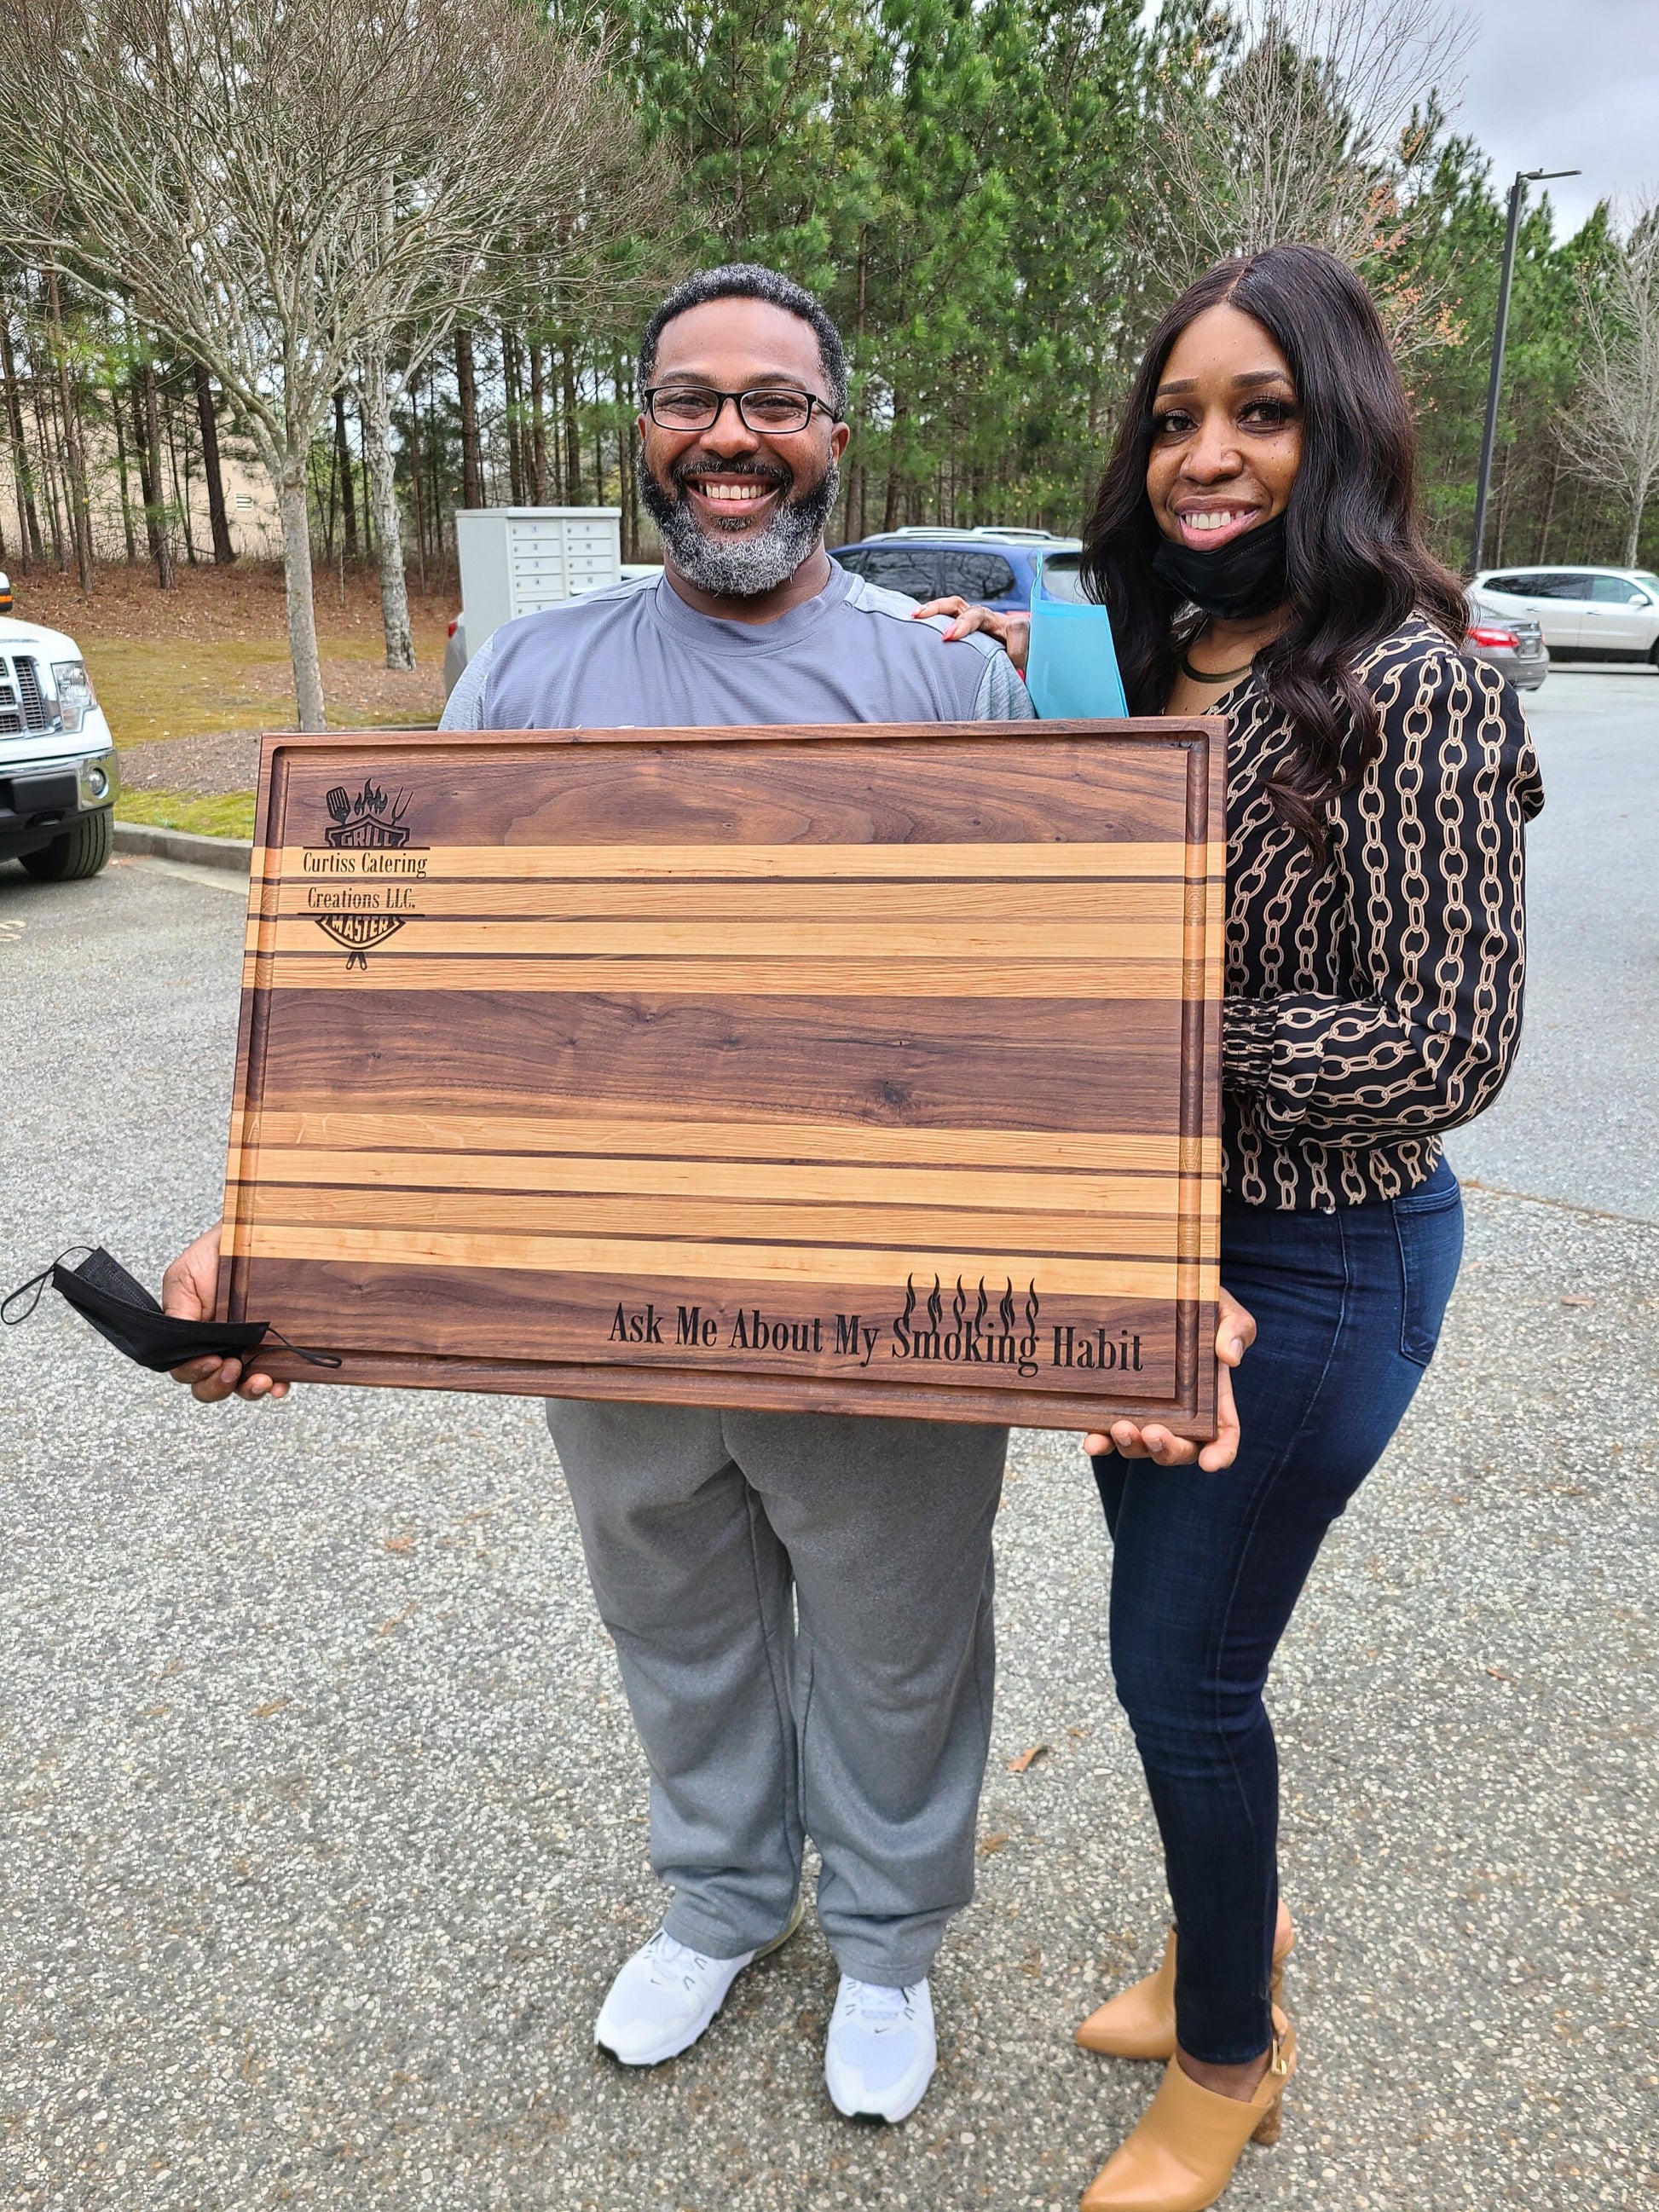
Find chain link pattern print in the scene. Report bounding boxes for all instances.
[1217,618,1543,1211]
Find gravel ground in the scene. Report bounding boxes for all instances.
[2,683,1656,2212]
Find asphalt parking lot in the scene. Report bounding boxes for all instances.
[1,669,1655,2211]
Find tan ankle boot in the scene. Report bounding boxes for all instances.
[1078,2024,1295,2211]
[1075,1905,1294,2061]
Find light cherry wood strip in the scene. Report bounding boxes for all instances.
[229,1109,1221,1176]
[246,917,1187,961]
[255,840,1225,883]
[240,955,1188,998]
[228,1219,1217,1302]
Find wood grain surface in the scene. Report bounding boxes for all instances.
[220,722,1225,1435]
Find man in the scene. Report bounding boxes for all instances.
[165,264,1032,2123]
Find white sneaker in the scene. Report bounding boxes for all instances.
[594,1900,802,2066]
[824,1975,937,2122]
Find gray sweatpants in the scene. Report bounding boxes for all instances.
[546,1399,1007,1985]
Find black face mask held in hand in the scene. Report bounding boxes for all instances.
[1149,510,1290,621]
[2,1246,339,1373]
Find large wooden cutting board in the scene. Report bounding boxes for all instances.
[221,721,1225,1435]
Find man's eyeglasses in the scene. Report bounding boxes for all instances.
[643,384,838,435]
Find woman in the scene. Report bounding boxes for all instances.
[919,243,1542,2209]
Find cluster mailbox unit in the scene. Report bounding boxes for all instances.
[453,507,623,656]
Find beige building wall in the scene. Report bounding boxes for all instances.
[0,423,282,565]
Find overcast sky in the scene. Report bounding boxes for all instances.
[1454,0,1657,236]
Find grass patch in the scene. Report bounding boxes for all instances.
[14,563,449,745]
[118,789,257,840]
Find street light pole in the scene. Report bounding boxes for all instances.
[1469,166,1581,576]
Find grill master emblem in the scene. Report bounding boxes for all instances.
[323,779,410,851]
[303,781,426,968]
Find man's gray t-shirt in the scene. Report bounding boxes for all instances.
[440,559,1034,731]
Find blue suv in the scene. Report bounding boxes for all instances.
[832,527,1081,612]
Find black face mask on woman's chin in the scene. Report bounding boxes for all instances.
[1150,510,1290,621]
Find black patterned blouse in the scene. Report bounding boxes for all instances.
[1216,615,1545,1211]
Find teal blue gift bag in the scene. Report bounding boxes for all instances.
[1025,551,1128,720]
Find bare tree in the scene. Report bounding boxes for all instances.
[1155,0,1470,284]
[360,349,418,670]
[44,268,95,592]
[356,194,684,675]
[346,52,682,676]
[0,0,672,726]
[134,352,174,591]
[194,363,236,566]
[0,294,45,570]
[455,329,485,511]
[1558,199,1659,569]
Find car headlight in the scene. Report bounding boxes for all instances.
[52,658,97,735]
[77,749,118,808]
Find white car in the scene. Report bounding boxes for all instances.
[1472,565,1659,667]
[0,575,119,879]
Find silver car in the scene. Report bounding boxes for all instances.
[1464,591,1548,692]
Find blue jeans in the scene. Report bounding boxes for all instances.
[1092,1158,1465,2063]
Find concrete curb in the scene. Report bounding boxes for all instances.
[114,821,252,873]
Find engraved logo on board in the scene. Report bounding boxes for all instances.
[299,781,427,969]
[323,779,411,851]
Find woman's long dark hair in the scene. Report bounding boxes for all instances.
[1082,244,1465,854]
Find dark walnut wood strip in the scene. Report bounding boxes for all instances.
[222,745,291,1329]
[272,738,1194,849]
[242,1347,1200,1428]
[234,1255,1184,1401]
[250,990,1187,1132]
[259,718,1216,754]
[236,1146,1183,1215]
[1175,735,1226,1409]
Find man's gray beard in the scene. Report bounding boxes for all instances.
[639,456,841,598]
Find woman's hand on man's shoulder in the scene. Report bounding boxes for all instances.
[911,595,1031,675]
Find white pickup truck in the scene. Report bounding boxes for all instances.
[0,572,119,880]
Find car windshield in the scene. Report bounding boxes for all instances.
[1633,572,1659,593]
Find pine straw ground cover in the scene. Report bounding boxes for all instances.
[13,560,451,835]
